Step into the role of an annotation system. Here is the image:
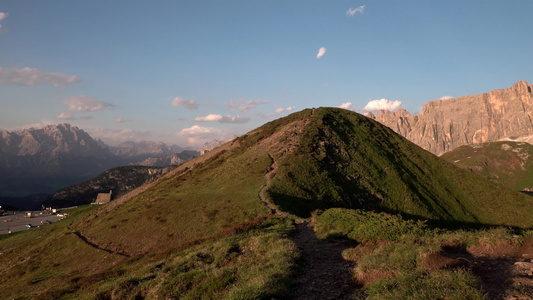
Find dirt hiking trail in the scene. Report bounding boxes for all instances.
[291,222,357,300]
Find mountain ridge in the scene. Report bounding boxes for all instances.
[2,107,533,298]
[368,81,533,155]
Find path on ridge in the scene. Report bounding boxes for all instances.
[259,152,357,299]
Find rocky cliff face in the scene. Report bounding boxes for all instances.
[368,81,533,156]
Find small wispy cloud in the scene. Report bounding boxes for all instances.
[88,127,153,145]
[0,67,80,87]
[439,95,454,100]
[62,96,113,112]
[195,114,250,124]
[0,12,7,30]
[316,47,326,59]
[57,113,74,120]
[264,106,296,117]
[115,117,136,123]
[346,5,365,16]
[338,102,353,110]
[171,97,200,110]
[275,106,295,114]
[363,99,402,111]
[225,99,269,112]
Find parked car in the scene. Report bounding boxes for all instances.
[25,224,33,229]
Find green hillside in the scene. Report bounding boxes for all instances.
[441,141,533,191]
[2,107,533,299]
[266,108,533,226]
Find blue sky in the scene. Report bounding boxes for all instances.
[1,1,532,147]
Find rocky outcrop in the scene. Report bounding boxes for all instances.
[44,166,172,208]
[368,81,533,156]
[134,150,200,167]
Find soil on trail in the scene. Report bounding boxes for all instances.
[291,222,357,300]
[258,151,357,299]
[437,247,533,299]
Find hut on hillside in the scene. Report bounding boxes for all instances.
[95,190,113,204]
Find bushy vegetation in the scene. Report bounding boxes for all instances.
[314,207,533,299]
[441,141,533,191]
[312,208,428,243]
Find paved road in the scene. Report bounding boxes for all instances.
[0,211,65,235]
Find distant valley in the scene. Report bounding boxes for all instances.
[0,124,228,209]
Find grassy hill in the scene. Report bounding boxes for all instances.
[441,141,533,191]
[2,107,533,299]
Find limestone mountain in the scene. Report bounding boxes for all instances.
[368,81,533,156]
[0,124,201,209]
[0,124,120,199]
[2,107,533,299]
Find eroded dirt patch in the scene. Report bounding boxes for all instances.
[421,240,533,299]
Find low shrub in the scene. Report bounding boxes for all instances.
[313,208,428,243]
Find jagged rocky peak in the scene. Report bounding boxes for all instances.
[371,81,533,156]
[0,123,104,156]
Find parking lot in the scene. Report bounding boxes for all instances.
[0,211,65,235]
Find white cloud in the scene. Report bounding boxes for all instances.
[265,106,296,117]
[275,106,295,114]
[316,47,326,59]
[195,114,223,122]
[88,127,153,145]
[363,99,402,111]
[57,113,74,120]
[115,117,136,123]
[0,67,80,87]
[178,125,225,146]
[225,99,269,112]
[62,96,113,112]
[171,97,199,110]
[0,12,7,21]
[13,120,55,130]
[439,95,454,100]
[338,102,353,110]
[346,5,365,16]
[195,114,250,124]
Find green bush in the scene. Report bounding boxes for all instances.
[313,208,428,243]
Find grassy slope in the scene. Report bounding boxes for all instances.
[0,111,308,299]
[2,107,533,298]
[267,108,533,227]
[441,141,533,191]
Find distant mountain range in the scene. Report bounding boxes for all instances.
[0,124,226,209]
[368,81,533,156]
